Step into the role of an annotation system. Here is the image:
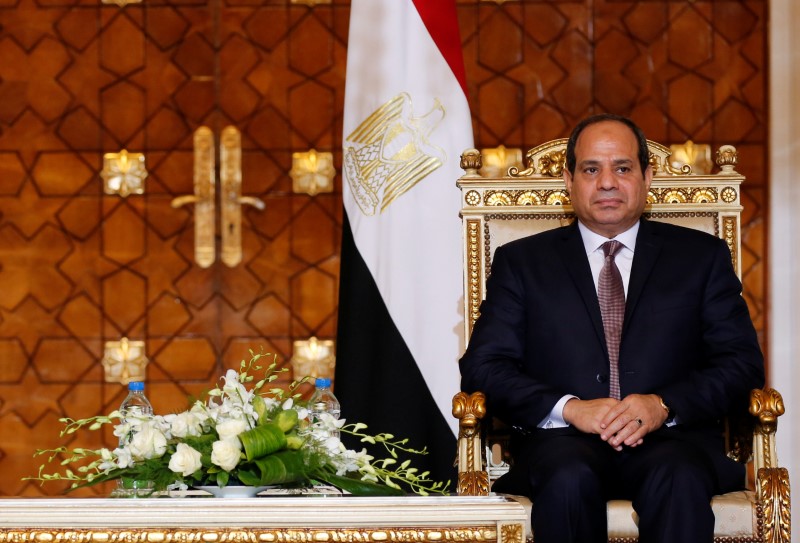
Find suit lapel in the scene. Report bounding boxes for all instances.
[557,222,607,350]
[624,218,663,334]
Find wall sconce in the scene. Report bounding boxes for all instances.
[102,337,148,384]
[290,0,331,5]
[290,149,335,196]
[480,145,522,177]
[101,0,141,5]
[102,150,147,197]
[669,140,712,175]
[290,336,335,380]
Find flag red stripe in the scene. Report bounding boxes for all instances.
[411,0,468,96]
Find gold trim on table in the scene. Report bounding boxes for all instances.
[0,526,511,543]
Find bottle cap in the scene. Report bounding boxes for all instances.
[128,381,145,391]
[315,377,332,388]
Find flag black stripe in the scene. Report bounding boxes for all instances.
[335,212,457,487]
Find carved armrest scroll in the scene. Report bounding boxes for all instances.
[749,387,785,471]
[452,391,490,496]
[749,388,791,543]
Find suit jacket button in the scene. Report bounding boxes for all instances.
[596,374,608,383]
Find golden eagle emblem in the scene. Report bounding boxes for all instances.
[344,92,446,216]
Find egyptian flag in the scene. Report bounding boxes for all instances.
[335,0,473,485]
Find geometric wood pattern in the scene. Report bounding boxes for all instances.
[0,0,768,496]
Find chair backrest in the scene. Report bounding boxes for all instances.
[456,139,751,478]
[458,138,744,339]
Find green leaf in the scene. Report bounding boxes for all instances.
[253,396,268,422]
[313,472,404,496]
[274,409,298,432]
[250,450,310,485]
[239,423,287,461]
[236,468,261,486]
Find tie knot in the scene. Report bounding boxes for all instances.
[602,240,623,259]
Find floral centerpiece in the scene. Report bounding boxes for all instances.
[27,353,449,496]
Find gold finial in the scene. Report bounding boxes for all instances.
[460,149,482,178]
[716,145,739,175]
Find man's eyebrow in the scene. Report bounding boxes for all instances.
[577,158,634,167]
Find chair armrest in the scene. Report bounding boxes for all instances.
[750,387,785,471]
[749,387,791,543]
[452,391,490,496]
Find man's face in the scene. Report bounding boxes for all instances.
[563,120,652,238]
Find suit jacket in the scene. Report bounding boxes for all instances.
[459,218,764,489]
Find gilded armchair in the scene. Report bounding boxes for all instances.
[452,139,791,543]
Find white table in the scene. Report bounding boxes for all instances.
[0,495,528,543]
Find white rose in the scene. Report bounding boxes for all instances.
[168,443,203,477]
[127,422,168,461]
[211,439,242,472]
[216,419,248,441]
[168,412,203,438]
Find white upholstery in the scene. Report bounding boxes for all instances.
[503,491,757,541]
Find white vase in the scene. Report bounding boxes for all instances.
[195,485,270,498]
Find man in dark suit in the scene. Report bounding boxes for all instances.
[459,114,765,543]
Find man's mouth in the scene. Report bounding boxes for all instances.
[595,198,622,206]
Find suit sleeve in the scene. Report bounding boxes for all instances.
[459,244,566,429]
[656,239,765,424]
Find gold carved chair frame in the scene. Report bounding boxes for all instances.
[452,139,790,543]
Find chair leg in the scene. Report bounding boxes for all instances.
[757,467,791,543]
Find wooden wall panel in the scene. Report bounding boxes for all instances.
[459,0,767,344]
[0,0,767,496]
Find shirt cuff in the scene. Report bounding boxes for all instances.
[538,394,578,429]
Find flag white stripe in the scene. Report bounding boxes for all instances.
[343,0,472,435]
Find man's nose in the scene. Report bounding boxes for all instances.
[597,169,618,189]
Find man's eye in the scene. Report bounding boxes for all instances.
[617,167,631,173]
[584,167,598,174]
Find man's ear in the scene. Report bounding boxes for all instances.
[643,165,653,191]
[563,169,573,194]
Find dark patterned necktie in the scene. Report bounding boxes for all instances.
[598,240,625,399]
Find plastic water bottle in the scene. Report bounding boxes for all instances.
[119,381,153,444]
[117,381,154,496]
[309,377,341,439]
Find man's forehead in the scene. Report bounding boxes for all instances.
[574,123,639,157]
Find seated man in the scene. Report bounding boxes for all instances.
[459,113,765,543]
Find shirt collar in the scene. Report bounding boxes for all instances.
[577,220,640,255]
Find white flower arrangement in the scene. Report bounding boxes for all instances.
[27,353,449,496]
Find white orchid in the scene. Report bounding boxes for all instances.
[97,448,116,471]
[329,447,373,476]
[113,446,134,469]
